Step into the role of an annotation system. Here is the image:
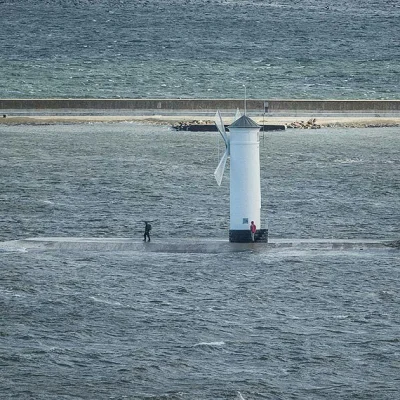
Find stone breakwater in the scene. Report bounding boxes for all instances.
[1,98,399,128]
[1,98,400,113]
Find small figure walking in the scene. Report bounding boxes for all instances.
[143,221,152,242]
[250,220,256,242]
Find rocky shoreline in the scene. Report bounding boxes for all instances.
[286,118,400,129]
[172,117,400,131]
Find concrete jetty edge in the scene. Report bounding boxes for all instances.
[1,237,399,254]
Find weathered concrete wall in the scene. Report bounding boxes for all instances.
[0,98,399,113]
[265,100,400,113]
[0,99,252,111]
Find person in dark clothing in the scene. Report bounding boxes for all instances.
[143,221,151,242]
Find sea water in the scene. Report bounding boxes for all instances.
[0,123,399,399]
[1,0,400,397]
[1,0,399,99]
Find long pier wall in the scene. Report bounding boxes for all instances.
[1,99,399,114]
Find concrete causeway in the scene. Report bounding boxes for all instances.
[1,237,399,254]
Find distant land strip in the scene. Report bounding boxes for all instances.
[1,98,400,114]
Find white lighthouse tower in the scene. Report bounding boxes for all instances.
[214,110,268,243]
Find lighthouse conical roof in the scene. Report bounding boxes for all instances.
[229,115,260,129]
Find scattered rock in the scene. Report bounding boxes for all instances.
[172,120,212,130]
[286,118,321,129]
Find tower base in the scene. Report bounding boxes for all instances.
[229,229,268,243]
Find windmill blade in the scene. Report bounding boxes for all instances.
[234,108,241,121]
[214,147,229,186]
[214,110,229,148]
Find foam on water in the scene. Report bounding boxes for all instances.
[89,296,123,307]
[194,341,225,347]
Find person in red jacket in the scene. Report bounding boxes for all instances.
[250,221,256,242]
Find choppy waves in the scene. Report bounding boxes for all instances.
[0,124,399,399]
[0,0,399,99]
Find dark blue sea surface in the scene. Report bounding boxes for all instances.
[0,123,399,399]
[1,0,399,99]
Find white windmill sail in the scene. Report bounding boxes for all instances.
[215,110,228,147]
[234,108,241,121]
[214,148,229,186]
[214,110,230,186]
